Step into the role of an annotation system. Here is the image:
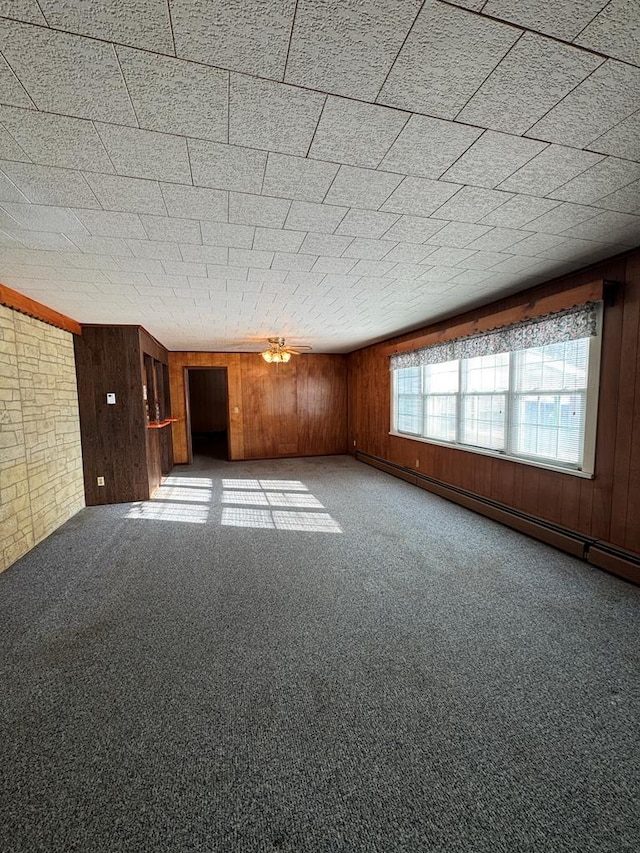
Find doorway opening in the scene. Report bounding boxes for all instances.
[185,368,230,462]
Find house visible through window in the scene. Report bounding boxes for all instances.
[391,304,602,476]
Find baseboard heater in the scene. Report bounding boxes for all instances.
[355,450,640,586]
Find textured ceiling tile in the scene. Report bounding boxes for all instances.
[200,222,254,248]
[527,61,640,148]
[576,0,640,64]
[549,157,640,205]
[596,180,640,213]
[160,184,228,222]
[0,171,28,203]
[489,253,541,273]
[588,111,640,161]
[0,107,114,172]
[0,125,30,162]
[116,47,228,142]
[457,250,512,270]
[141,214,202,244]
[162,260,207,278]
[261,154,338,203]
[189,140,267,194]
[479,195,562,228]
[81,173,164,216]
[0,162,100,208]
[525,201,601,234]
[0,229,77,251]
[0,53,33,108]
[96,124,191,184]
[311,256,358,275]
[381,242,436,263]
[39,0,175,53]
[465,226,530,251]
[272,252,317,272]
[285,0,422,101]
[230,75,325,157]
[126,238,181,260]
[425,221,493,248]
[482,0,609,41]
[284,201,347,234]
[335,208,400,239]
[171,0,296,79]
[342,238,396,260]
[115,257,168,275]
[457,33,602,135]
[498,145,604,196]
[229,193,291,228]
[74,209,147,239]
[422,246,477,267]
[229,248,274,269]
[442,131,547,188]
[0,1,46,24]
[349,259,397,277]
[1,202,88,232]
[444,0,486,9]
[300,232,354,257]
[69,235,134,255]
[560,210,640,245]
[325,166,403,209]
[308,97,409,169]
[426,186,513,223]
[379,115,482,180]
[380,178,462,217]
[253,226,306,253]
[382,215,448,243]
[505,232,568,256]
[0,21,137,124]
[182,245,240,265]
[379,1,520,118]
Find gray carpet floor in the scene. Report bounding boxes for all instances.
[1,454,639,853]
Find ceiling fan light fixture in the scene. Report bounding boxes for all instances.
[261,349,275,363]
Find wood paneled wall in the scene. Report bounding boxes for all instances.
[348,250,640,558]
[75,325,172,504]
[169,352,348,462]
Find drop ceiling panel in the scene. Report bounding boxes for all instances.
[527,60,640,148]
[378,1,520,118]
[0,20,136,124]
[39,0,175,53]
[116,47,228,142]
[0,0,637,352]
[170,0,296,79]
[308,97,409,169]
[482,0,609,41]
[285,0,423,101]
[457,33,602,134]
[229,75,325,157]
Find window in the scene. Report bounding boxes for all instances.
[391,306,601,476]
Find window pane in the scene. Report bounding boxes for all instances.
[424,395,457,441]
[396,367,421,394]
[463,353,509,393]
[514,339,589,393]
[513,393,585,464]
[461,394,506,450]
[397,396,422,434]
[423,360,458,393]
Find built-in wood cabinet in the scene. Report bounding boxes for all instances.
[74,325,174,505]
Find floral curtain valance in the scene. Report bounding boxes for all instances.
[390,302,600,370]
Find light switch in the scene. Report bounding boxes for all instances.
[106,393,116,404]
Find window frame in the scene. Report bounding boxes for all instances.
[390,304,602,479]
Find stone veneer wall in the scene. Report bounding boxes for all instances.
[0,304,85,572]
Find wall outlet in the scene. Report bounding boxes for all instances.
[106,393,116,405]
[97,476,105,486]
[353,440,356,446]
[416,459,419,468]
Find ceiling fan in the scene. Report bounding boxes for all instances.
[261,337,312,363]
